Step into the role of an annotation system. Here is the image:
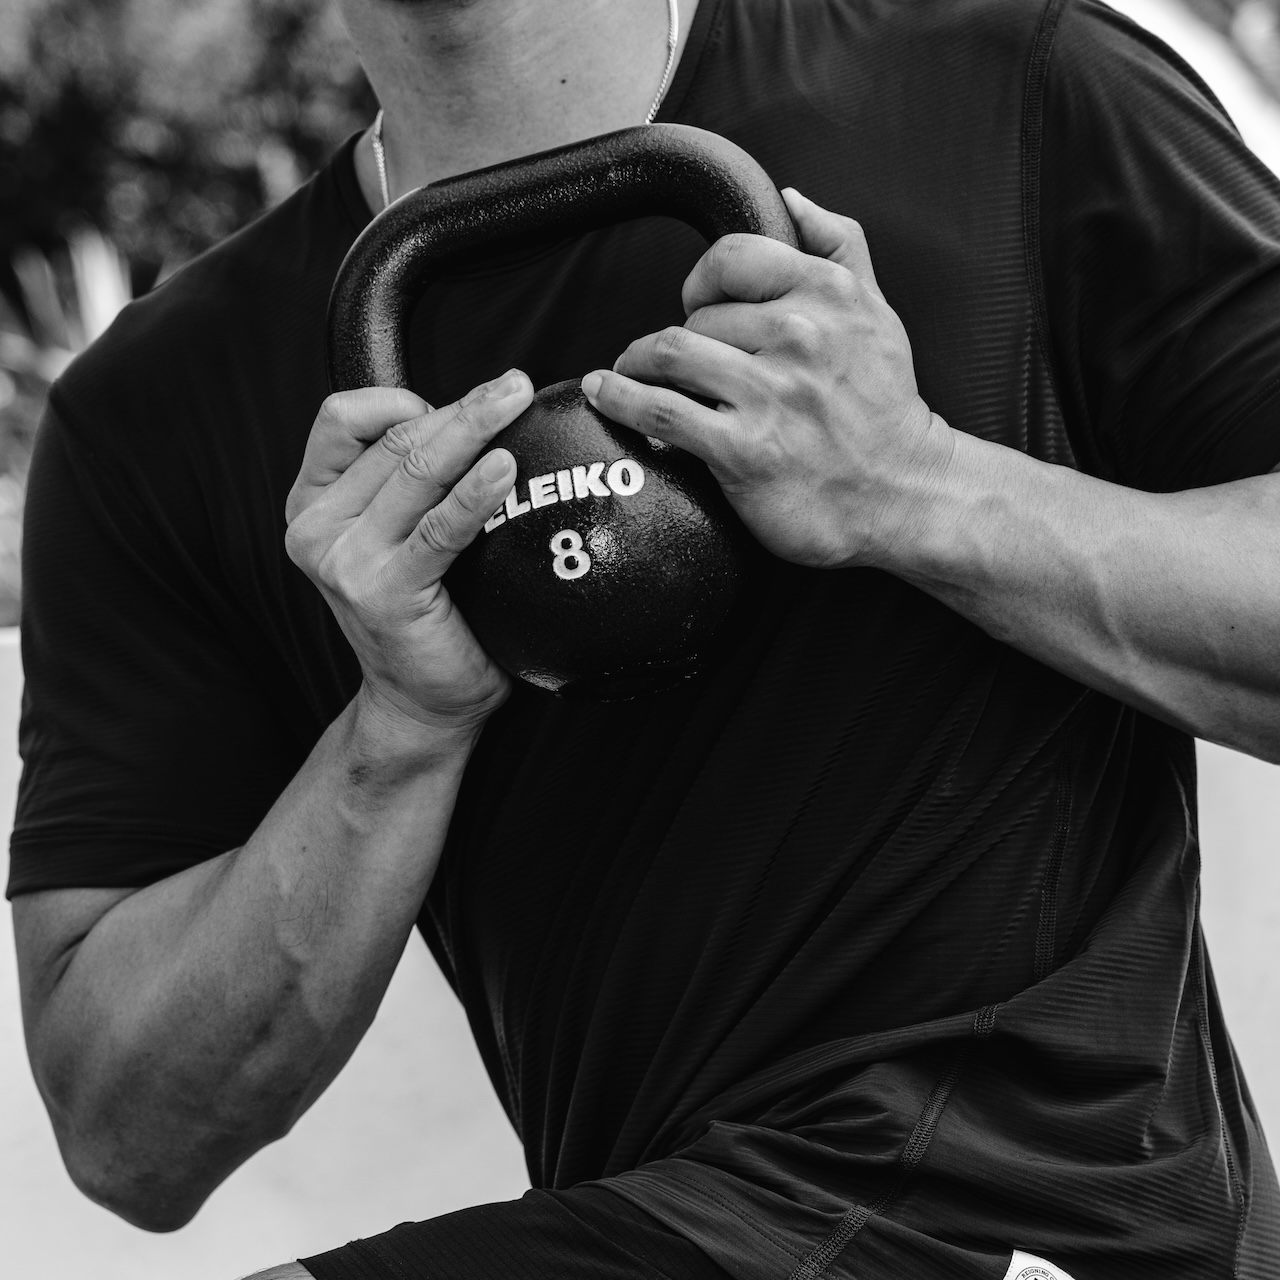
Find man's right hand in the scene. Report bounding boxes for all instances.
[284,373,533,730]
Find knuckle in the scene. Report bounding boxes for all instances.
[644,391,677,434]
[400,446,436,483]
[683,306,711,336]
[775,310,822,355]
[708,235,742,274]
[449,397,481,430]
[283,483,306,526]
[617,337,645,372]
[313,548,345,594]
[324,553,376,610]
[282,520,309,568]
[381,420,418,458]
[316,392,349,427]
[283,514,322,570]
[827,264,860,304]
[653,325,687,369]
[294,529,366,605]
[452,397,498,439]
[414,510,456,556]
[452,390,522,442]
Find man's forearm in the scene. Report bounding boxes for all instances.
[886,425,1280,761]
[586,193,1280,762]
[19,688,481,1231]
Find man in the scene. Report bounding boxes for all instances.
[9,0,1280,1277]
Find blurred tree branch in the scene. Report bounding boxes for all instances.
[0,0,374,298]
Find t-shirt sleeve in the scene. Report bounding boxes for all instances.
[1039,0,1280,489]
[7,396,307,897]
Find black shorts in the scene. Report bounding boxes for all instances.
[300,1183,733,1280]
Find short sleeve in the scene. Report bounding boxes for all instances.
[1039,0,1280,490]
[7,399,308,897]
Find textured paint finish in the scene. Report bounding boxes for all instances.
[326,124,795,697]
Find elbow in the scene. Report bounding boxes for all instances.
[30,1030,299,1231]
[46,1084,296,1231]
[30,1053,204,1229]
[42,1071,283,1232]
[33,1041,302,1231]
[57,1126,209,1232]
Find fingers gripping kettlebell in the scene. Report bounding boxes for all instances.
[326,124,798,700]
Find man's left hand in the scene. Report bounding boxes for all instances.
[581,188,954,570]
[582,189,1280,763]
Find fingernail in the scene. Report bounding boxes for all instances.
[490,370,526,399]
[480,451,513,481]
[581,372,603,401]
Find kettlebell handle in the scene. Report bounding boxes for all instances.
[327,123,798,391]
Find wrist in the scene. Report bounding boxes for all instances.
[857,406,964,574]
[871,421,1049,595]
[346,681,494,778]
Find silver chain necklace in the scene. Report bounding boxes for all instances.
[370,0,680,212]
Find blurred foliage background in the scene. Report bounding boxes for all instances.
[0,0,375,623]
[3,0,1280,627]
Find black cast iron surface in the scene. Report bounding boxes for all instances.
[447,381,762,700]
[327,124,798,390]
[325,124,796,697]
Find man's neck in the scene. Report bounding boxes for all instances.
[340,0,699,214]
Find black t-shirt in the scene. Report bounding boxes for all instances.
[11,0,1280,1275]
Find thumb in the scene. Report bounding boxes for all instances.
[782,188,881,291]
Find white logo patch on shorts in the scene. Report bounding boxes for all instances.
[1001,1250,1079,1280]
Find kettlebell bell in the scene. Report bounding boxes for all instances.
[327,123,797,700]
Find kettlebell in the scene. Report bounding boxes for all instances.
[327,123,797,700]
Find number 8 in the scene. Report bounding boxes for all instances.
[550,529,591,580]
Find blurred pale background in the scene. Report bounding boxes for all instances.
[3,1,1280,1277]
